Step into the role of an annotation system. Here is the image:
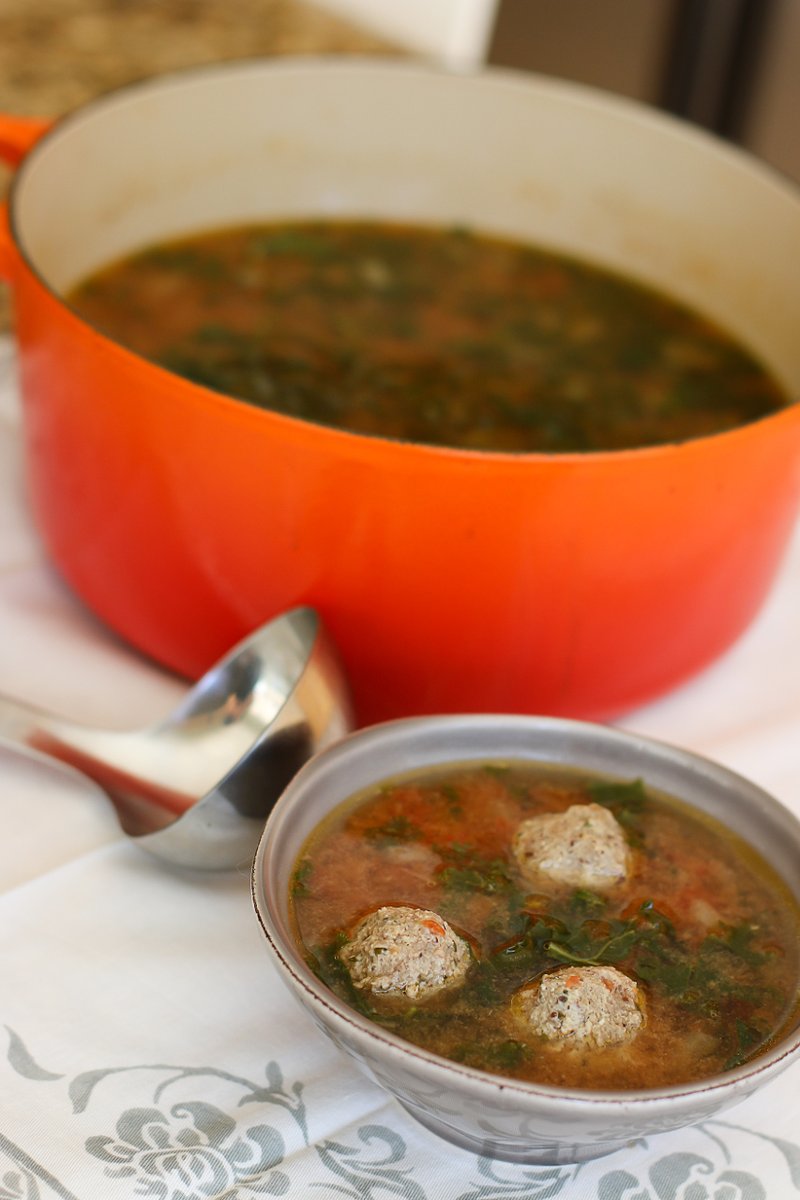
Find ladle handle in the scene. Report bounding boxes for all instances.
[0,692,59,751]
[0,694,191,819]
[0,693,119,796]
[0,693,126,809]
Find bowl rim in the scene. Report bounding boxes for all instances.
[251,713,800,1112]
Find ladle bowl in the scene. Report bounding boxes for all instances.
[0,606,353,869]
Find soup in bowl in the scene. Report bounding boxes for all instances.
[251,714,800,1164]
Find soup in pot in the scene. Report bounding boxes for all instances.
[289,760,800,1090]
[67,219,790,452]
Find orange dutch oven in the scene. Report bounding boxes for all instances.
[1,60,800,725]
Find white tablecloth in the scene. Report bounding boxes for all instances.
[2,331,800,1199]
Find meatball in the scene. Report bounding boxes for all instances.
[517,965,645,1048]
[512,802,630,891]
[339,905,471,1000]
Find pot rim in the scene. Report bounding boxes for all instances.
[251,712,800,1114]
[7,54,800,465]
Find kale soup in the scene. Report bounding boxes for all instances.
[67,220,789,453]
[289,761,800,1090]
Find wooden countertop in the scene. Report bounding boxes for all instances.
[0,0,399,118]
[0,0,402,327]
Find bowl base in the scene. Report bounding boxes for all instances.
[396,1099,631,1165]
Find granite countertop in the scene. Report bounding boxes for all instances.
[0,0,402,327]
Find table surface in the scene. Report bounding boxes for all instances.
[2,326,800,1196]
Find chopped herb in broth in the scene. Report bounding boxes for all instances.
[289,762,800,1090]
[67,220,789,452]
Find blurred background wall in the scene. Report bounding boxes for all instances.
[313,0,800,185]
[487,0,800,185]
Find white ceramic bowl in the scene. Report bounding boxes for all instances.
[251,715,800,1164]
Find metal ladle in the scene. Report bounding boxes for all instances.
[0,607,353,870]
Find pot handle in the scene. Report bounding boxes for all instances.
[0,114,52,166]
[0,202,13,282]
[0,114,52,281]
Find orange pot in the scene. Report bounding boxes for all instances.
[2,61,800,724]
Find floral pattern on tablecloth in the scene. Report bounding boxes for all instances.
[4,1027,800,1200]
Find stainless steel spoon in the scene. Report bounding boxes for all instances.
[0,607,353,870]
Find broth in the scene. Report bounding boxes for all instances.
[290,761,800,1090]
[67,219,789,453]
